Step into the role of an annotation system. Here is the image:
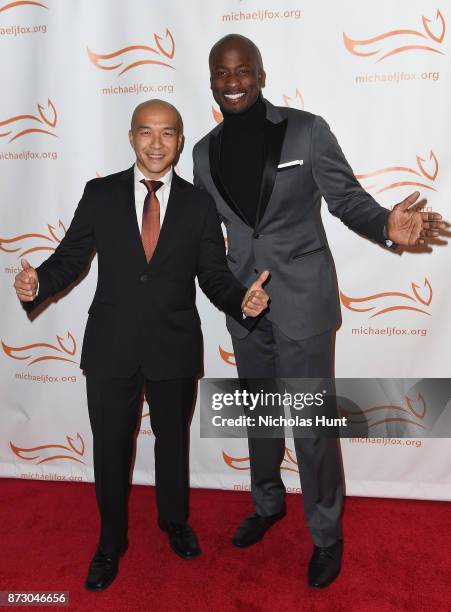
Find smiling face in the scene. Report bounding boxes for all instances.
[128,101,183,179]
[209,36,265,114]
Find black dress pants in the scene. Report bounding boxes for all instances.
[86,370,195,554]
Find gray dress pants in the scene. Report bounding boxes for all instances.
[231,316,343,547]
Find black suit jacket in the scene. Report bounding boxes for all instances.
[24,167,250,378]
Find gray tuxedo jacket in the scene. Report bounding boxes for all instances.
[193,99,390,340]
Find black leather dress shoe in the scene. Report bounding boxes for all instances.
[158,519,201,559]
[232,508,286,548]
[308,540,343,588]
[85,542,127,592]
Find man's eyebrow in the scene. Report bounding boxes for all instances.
[136,125,177,131]
[213,63,249,69]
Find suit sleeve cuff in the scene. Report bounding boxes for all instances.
[383,223,398,249]
[22,268,52,313]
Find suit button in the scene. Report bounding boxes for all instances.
[253,233,260,239]
[140,274,148,283]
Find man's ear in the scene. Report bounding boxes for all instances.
[259,69,266,89]
[128,130,134,149]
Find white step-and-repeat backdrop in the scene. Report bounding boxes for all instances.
[1,0,450,500]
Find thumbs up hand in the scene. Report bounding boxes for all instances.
[14,258,38,302]
[241,270,270,317]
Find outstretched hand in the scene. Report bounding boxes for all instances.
[14,258,38,302]
[242,270,270,317]
[387,191,445,246]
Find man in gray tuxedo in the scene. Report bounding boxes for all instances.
[193,34,443,588]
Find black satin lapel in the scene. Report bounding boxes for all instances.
[256,118,288,226]
[209,131,250,226]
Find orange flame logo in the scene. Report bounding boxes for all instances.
[0,1,47,12]
[343,9,446,62]
[212,105,223,124]
[356,151,439,196]
[340,278,432,318]
[223,447,298,473]
[87,28,175,75]
[2,331,77,366]
[0,220,66,258]
[0,99,57,142]
[282,88,305,110]
[219,345,235,366]
[10,433,85,464]
[340,394,427,430]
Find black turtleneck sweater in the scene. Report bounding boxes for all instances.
[220,95,266,228]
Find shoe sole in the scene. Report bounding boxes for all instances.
[84,572,118,592]
[170,542,201,560]
[232,533,265,548]
[308,572,340,589]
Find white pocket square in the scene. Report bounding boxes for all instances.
[277,159,303,168]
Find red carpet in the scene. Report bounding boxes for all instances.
[0,479,450,611]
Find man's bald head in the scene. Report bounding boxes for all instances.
[209,34,264,73]
[128,99,184,180]
[130,99,183,134]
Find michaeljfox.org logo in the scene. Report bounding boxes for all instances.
[343,9,446,62]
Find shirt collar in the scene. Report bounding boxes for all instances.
[134,164,173,189]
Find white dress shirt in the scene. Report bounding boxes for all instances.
[134,164,173,230]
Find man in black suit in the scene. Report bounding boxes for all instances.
[14,99,269,591]
[193,34,444,588]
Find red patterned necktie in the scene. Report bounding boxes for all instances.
[140,179,163,262]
